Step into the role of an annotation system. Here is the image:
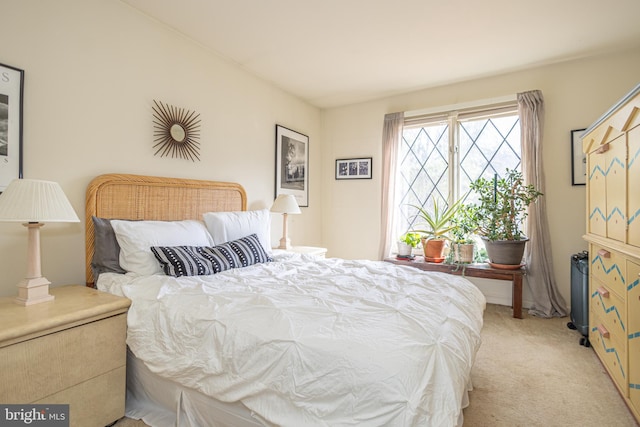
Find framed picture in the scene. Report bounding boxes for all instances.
[335,157,372,180]
[275,125,308,207]
[571,128,586,186]
[0,62,24,191]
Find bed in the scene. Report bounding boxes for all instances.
[85,173,486,427]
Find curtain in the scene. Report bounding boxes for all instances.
[519,90,568,317]
[378,112,404,260]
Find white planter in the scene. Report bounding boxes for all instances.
[452,243,475,263]
[397,242,413,256]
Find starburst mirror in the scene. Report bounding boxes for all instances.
[152,100,201,161]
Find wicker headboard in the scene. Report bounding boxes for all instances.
[85,173,247,286]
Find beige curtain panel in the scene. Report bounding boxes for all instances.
[379,112,404,260]
[519,90,568,318]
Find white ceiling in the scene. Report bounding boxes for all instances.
[121,0,640,108]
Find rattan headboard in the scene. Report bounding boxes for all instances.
[85,173,247,286]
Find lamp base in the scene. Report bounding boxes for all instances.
[277,237,292,250]
[15,276,55,306]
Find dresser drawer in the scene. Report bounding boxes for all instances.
[590,244,626,298]
[0,313,127,403]
[630,331,640,418]
[629,259,640,416]
[590,277,627,341]
[34,366,125,427]
[590,310,628,394]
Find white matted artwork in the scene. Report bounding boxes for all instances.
[0,62,24,191]
[571,128,586,186]
[335,157,372,180]
[275,125,308,207]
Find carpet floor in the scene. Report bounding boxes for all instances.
[113,303,639,426]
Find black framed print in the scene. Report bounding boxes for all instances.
[0,62,24,191]
[571,128,586,186]
[275,124,309,207]
[336,157,372,180]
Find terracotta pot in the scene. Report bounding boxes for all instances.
[422,238,446,262]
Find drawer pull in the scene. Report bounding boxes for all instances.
[596,144,610,154]
[597,249,610,258]
[597,287,609,298]
[597,325,610,339]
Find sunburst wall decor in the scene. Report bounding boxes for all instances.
[152,100,201,161]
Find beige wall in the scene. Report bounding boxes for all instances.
[0,0,321,297]
[1,0,639,310]
[321,47,640,307]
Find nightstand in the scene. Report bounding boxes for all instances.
[0,285,131,427]
[276,246,328,258]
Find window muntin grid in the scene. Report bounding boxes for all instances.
[396,111,521,239]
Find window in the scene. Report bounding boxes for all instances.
[394,103,521,243]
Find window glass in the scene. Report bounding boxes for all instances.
[395,109,520,246]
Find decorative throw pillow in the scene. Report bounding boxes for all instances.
[151,234,272,277]
[203,209,272,253]
[91,216,127,280]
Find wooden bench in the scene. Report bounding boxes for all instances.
[384,257,525,319]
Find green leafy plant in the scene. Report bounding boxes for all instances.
[399,232,422,248]
[469,169,543,241]
[450,204,479,244]
[410,196,466,240]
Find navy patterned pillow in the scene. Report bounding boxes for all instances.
[151,234,272,277]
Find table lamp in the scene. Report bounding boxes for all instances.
[0,179,80,305]
[270,194,301,249]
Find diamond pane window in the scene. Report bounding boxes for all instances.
[398,123,450,232]
[395,107,520,243]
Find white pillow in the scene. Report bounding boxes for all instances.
[203,209,271,253]
[111,219,214,276]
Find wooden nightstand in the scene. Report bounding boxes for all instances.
[0,285,131,427]
[275,246,328,258]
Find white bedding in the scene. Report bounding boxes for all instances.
[99,253,485,427]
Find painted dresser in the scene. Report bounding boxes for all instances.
[582,83,640,423]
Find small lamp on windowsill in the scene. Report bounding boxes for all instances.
[270,194,301,250]
[0,179,80,306]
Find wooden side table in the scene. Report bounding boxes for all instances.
[385,257,525,319]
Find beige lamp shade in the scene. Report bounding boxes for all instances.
[0,179,80,222]
[270,194,302,214]
[0,179,79,306]
[271,194,301,249]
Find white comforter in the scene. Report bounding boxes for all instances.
[99,254,485,427]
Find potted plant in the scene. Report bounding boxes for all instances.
[449,205,479,264]
[397,232,421,257]
[410,196,465,262]
[469,169,542,268]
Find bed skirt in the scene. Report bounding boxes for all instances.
[125,348,269,427]
[125,347,470,427]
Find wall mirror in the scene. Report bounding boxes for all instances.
[152,100,201,161]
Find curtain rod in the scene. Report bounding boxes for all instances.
[404,94,518,118]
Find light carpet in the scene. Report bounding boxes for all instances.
[113,303,639,426]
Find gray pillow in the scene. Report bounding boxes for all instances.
[91,216,127,280]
